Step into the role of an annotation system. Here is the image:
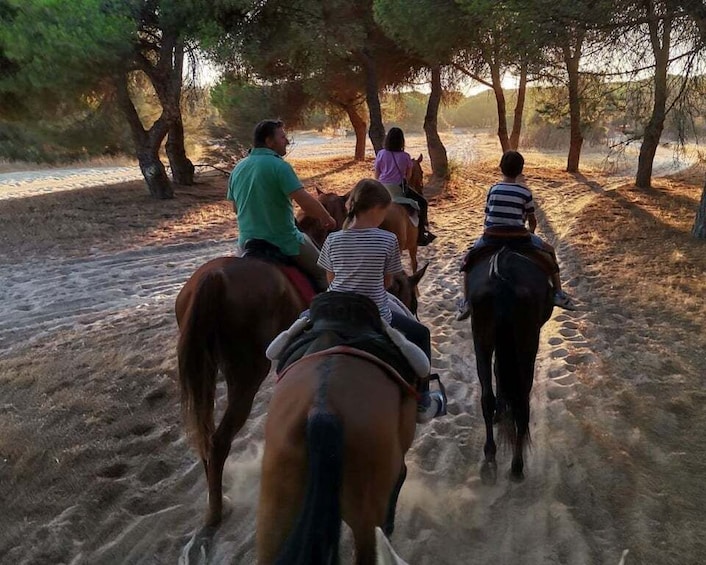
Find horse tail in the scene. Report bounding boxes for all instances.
[493,275,523,446]
[177,270,227,461]
[276,410,344,564]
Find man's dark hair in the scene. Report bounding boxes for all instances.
[499,150,524,178]
[383,127,405,152]
[253,119,284,147]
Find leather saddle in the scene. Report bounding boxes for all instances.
[276,292,418,387]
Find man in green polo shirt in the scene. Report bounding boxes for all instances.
[227,119,336,291]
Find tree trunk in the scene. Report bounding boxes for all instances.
[564,34,585,173]
[166,114,195,185]
[342,103,367,161]
[116,74,173,199]
[636,9,671,189]
[361,48,385,153]
[509,62,528,150]
[692,181,706,239]
[489,59,510,153]
[424,64,449,180]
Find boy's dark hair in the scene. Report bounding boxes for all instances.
[499,150,524,178]
[344,179,391,228]
[253,119,284,147]
[383,127,405,152]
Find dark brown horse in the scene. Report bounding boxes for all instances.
[175,257,425,526]
[464,247,553,483]
[256,352,417,564]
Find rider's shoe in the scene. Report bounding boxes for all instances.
[417,231,436,247]
[455,298,471,321]
[416,374,448,424]
[553,290,577,311]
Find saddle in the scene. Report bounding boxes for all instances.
[459,233,555,276]
[391,197,420,227]
[274,292,419,389]
[242,239,317,303]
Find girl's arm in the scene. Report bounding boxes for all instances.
[384,273,393,288]
[326,271,335,284]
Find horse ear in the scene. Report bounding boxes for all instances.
[315,187,324,195]
[409,262,429,286]
[417,154,423,163]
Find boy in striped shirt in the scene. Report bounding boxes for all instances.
[457,151,575,321]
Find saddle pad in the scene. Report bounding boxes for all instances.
[276,325,418,389]
[279,265,316,305]
[391,197,420,226]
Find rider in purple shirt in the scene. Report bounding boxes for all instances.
[374,127,436,246]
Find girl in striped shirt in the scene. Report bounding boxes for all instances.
[318,178,446,422]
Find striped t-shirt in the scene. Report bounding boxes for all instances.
[317,228,403,323]
[484,182,535,229]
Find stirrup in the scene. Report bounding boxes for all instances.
[429,374,447,417]
[455,298,471,321]
[416,374,448,423]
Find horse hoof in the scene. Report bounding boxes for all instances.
[509,469,525,483]
[480,461,498,485]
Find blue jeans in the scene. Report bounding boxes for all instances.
[473,233,544,250]
[390,312,431,361]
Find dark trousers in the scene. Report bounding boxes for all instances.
[391,312,431,393]
[405,188,429,230]
[390,312,431,361]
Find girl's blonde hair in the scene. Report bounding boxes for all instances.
[343,179,391,228]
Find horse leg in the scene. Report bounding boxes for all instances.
[256,433,307,564]
[409,246,418,273]
[510,362,534,481]
[353,527,377,565]
[408,224,419,273]
[382,463,407,537]
[476,345,498,485]
[204,365,266,527]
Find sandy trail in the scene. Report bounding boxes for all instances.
[1,133,703,564]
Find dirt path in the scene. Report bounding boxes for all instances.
[1,137,704,564]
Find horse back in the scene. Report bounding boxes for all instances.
[467,251,552,329]
[380,204,417,252]
[176,256,305,338]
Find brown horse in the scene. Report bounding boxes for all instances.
[297,154,425,271]
[175,257,425,527]
[256,352,417,564]
[302,191,421,272]
[409,153,424,194]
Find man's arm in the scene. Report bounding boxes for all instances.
[291,188,336,230]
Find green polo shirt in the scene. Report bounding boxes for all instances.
[226,148,304,256]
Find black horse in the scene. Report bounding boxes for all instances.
[464,246,554,484]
